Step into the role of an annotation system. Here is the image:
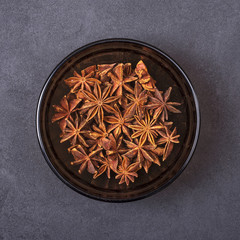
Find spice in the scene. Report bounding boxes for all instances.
[52,60,182,186]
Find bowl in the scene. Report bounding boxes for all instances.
[36,38,200,202]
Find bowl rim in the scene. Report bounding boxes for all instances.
[36,38,200,202]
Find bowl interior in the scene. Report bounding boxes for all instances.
[37,40,199,201]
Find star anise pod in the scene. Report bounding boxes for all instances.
[96,63,116,82]
[124,81,148,118]
[86,123,112,150]
[115,156,139,186]
[60,113,88,148]
[71,145,102,174]
[105,104,132,140]
[105,134,126,170]
[124,139,162,173]
[81,83,120,124]
[153,120,173,135]
[64,65,101,93]
[129,111,164,146]
[157,127,180,161]
[52,95,81,131]
[123,63,134,76]
[108,63,137,104]
[135,60,156,91]
[93,156,114,179]
[147,87,181,121]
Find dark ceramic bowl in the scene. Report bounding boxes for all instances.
[36,39,200,202]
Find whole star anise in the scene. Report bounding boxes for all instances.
[106,134,126,170]
[108,63,137,104]
[81,83,120,124]
[135,60,156,91]
[60,113,88,147]
[129,111,164,146]
[124,81,148,118]
[105,104,132,140]
[86,123,111,150]
[147,87,181,121]
[115,156,139,186]
[64,65,101,93]
[124,139,162,173]
[93,155,115,179]
[71,145,102,174]
[52,95,81,131]
[97,63,116,82]
[157,127,180,161]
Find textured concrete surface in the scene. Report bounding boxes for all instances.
[0,0,240,239]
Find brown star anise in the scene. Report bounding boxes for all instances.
[135,60,156,91]
[64,65,101,93]
[86,123,111,150]
[115,156,139,186]
[123,63,134,76]
[124,81,148,118]
[106,134,126,170]
[129,111,164,146]
[157,127,180,161]
[147,87,181,121]
[71,145,102,174]
[81,83,120,124]
[124,139,162,173]
[105,104,132,140]
[60,113,88,147]
[97,63,116,82]
[52,95,81,131]
[108,63,137,104]
[93,156,114,179]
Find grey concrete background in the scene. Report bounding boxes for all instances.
[0,0,239,239]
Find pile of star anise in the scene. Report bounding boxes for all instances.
[52,60,181,186]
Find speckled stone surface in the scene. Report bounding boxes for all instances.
[0,0,239,239]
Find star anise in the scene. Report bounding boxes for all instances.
[135,60,156,91]
[93,156,114,179]
[86,123,111,150]
[64,65,101,93]
[157,127,180,161]
[108,63,137,104]
[105,104,132,140]
[52,95,81,131]
[129,111,164,146]
[105,134,126,170]
[123,63,134,76]
[115,156,139,186]
[71,145,102,174]
[124,139,162,173]
[81,83,120,124]
[60,113,88,148]
[147,87,181,121]
[97,63,116,82]
[124,81,148,118]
